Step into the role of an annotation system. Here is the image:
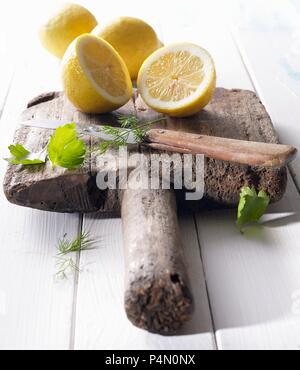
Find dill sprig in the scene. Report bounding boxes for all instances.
[57,231,95,255]
[54,231,95,280]
[99,114,166,153]
[55,257,80,280]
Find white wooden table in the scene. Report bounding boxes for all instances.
[1,0,300,350]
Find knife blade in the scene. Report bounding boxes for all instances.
[20,119,136,144]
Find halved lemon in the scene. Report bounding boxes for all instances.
[137,43,216,117]
[62,34,132,113]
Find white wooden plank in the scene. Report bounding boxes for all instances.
[0,9,14,117]
[0,35,13,118]
[196,177,300,350]
[157,0,300,349]
[0,200,79,349]
[230,0,300,183]
[0,31,80,348]
[74,215,216,350]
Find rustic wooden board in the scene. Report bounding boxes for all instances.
[3,88,287,214]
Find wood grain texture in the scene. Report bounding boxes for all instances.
[121,93,194,333]
[4,88,288,213]
[136,89,288,207]
[4,92,119,213]
[122,177,193,333]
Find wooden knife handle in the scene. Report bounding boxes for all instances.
[144,129,297,167]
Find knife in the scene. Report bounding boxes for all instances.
[21,119,297,167]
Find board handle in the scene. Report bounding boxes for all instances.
[121,187,193,334]
[144,129,297,167]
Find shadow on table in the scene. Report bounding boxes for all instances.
[193,200,300,335]
[240,211,300,239]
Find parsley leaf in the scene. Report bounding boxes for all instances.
[5,144,46,165]
[237,186,270,229]
[48,123,86,169]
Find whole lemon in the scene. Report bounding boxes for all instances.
[39,3,97,58]
[92,17,160,80]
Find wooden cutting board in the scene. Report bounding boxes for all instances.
[2,87,289,334]
[3,88,287,215]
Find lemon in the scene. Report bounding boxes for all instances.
[39,3,98,59]
[61,34,132,114]
[92,17,160,80]
[137,43,216,117]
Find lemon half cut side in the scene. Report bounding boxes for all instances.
[137,43,216,117]
[62,34,132,114]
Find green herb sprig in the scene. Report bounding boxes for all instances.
[48,123,86,169]
[57,231,95,255]
[5,144,47,165]
[236,186,270,231]
[54,231,95,280]
[5,115,165,169]
[98,114,165,153]
[55,257,80,281]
